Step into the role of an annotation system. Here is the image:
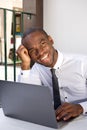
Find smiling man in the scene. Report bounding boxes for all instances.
[17,28,87,121]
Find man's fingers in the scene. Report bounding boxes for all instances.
[56,106,72,120]
[55,102,71,115]
[55,103,83,121]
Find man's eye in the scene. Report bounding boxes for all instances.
[29,50,35,55]
[42,42,45,44]
[41,42,46,45]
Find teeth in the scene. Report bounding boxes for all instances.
[41,54,48,60]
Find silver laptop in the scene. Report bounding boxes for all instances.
[0,80,67,129]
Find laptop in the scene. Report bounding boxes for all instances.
[0,80,67,129]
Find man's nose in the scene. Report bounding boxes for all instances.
[37,48,44,57]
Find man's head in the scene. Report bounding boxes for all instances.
[22,28,58,68]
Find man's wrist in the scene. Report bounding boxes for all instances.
[21,62,30,70]
[78,104,83,114]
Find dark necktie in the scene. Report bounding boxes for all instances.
[51,69,61,110]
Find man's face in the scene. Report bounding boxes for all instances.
[23,31,58,67]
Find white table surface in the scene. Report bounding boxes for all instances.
[0,108,87,130]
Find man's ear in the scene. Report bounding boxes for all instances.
[48,35,54,45]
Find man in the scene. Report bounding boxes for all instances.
[17,28,87,121]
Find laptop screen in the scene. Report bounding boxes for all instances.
[0,80,58,128]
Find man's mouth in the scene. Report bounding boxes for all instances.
[41,54,48,60]
[40,53,49,62]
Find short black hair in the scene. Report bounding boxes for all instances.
[22,28,48,41]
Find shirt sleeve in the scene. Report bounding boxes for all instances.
[82,56,87,79]
[79,101,87,115]
[17,69,42,85]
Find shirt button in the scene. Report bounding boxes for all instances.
[85,112,87,115]
[21,72,23,75]
[65,97,67,99]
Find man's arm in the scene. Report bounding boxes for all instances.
[16,45,31,70]
[55,102,83,121]
[17,45,41,85]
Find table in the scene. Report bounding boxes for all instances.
[0,108,87,130]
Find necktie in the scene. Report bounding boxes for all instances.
[51,69,61,110]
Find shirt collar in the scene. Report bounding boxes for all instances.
[53,50,63,69]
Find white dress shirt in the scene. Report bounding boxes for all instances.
[18,51,87,115]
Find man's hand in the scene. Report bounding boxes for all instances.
[55,102,83,121]
[16,45,31,70]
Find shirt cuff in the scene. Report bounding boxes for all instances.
[20,70,31,77]
[19,69,41,85]
[79,102,87,115]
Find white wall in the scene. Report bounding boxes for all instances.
[43,0,87,54]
